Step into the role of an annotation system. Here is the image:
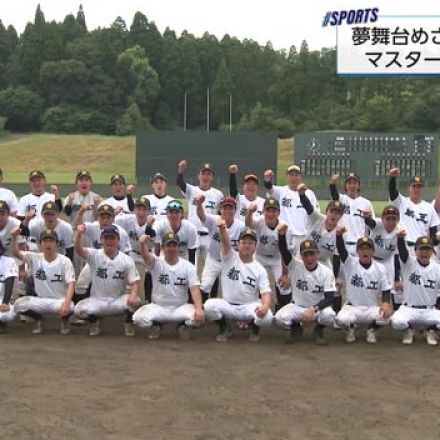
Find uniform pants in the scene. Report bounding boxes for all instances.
[391,305,440,330]
[275,303,335,327]
[14,297,74,315]
[75,294,139,319]
[335,305,390,327]
[133,303,197,327]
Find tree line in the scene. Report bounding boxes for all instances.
[0,4,439,137]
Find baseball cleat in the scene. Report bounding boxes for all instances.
[216,325,232,342]
[285,323,303,344]
[60,318,71,335]
[313,325,327,345]
[177,324,192,341]
[148,324,161,340]
[31,319,43,335]
[366,328,377,344]
[345,327,356,343]
[425,330,438,346]
[89,319,101,336]
[402,328,414,345]
[0,322,7,334]
[248,323,261,342]
[124,323,136,337]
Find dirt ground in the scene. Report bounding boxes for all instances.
[1,318,440,440]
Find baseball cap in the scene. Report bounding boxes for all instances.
[162,231,180,245]
[356,236,374,250]
[409,176,424,186]
[166,200,183,211]
[286,164,301,174]
[41,201,59,214]
[110,174,126,185]
[382,205,399,218]
[239,228,257,241]
[0,200,10,213]
[326,200,344,213]
[76,170,92,180]
[97,204,115,216]
[39,228,58,241]
[243,174,259,184]
[219,197,236,208]
[415,236,433,249]
[199,162,214,172]
[134,197,151,209]
[300,239,318,254]
[344,172,360,184]
[150,172,167,183]
[264,198,280,210]
[29,170,45,180]
[100,225,120,237]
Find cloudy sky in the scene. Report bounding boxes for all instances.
[0,0,437,50]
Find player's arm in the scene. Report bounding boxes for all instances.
[218,218,232,257]
[139,234,156,267]
[187,223,198,265]
[0,275,16,312]
[74,204,90,228]
[189,285,204,321]
[393,254,403,293]
[434,184,440,214]
[329,174,340,201]
[388,168,400,201]
[298,183,314,215]
[176,160,188,193]
[127,279,140,307]
[74,224,89,260]
[335,225,348,263]
[363,208,377,229]
[277,223,292,266]
[244,203,257,229]
[49,185,63,211]
[263,169,275,195]
[59,280,75,317]
[125,184,136,212]
[10,226,24,260]
[228,164,239,198]
[195,194,207,224]
[396,229,409,263]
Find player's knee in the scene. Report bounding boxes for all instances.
[391,314,408,331]
[204,298,223,320]
[318,307,335,326]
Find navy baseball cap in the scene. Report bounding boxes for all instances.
[100,225,120,238]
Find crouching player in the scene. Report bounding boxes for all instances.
[204,222,273,342]
[74,224,140,336]
[12,227,75,335]
[391,231,440,345]
[0,241,18,332]
[133,232,204,340]
[275,225,336,345]
[335,226,392,344]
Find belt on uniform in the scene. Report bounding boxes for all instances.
[263,254,274,258]
[373,256,383,261]
[406,241,415,247]
[345,241,356,245]
[230,303,245,306]
[131,250,141,255]
[404,303,433,309]
[197,231,209,236]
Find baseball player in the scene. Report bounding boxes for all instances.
[12,227,75,335]
[0,168,18,216]
[153,200,198,263]
[101,174,135,215]
[275,227,336,345]
[204,221,273,342]
[335,227,392,343]
[142,172,174,219]
[64,170,102,225]
[176,160,224,272]
[133,232,204,340]
[264,164,320,251]
[0,200,28,256]
[391,231,440,345]
[245,197,293,309]
[0,240,18,332]
[228,164,265,222]
[195,195,245,301]
[74,224,140,336]
[388,169,439,248]
[115,197,156,303]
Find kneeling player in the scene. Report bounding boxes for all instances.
[74,224,140,336]
[0,241,18,332]
[335,227,392,344]
[12,228,75,335]
[133,232,204,340]
[204,222,273,342]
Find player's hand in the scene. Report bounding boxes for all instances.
[76,224,86,235]
[380,302,392,319]
[194,194,205,205]
[19,266,27,281]
[126,184,135,195]
[278,273,290,289]
[49,185,60,198]
[335,225,347,235]
[67,192,75,205]
[139,234,151,246]
[146,215,155,226]
[362,208,372,218]
[228,164,239,174]
[59,300,71,317]
[389,168,400,177]
[255,303,269,318]
[178,160,187,174]
[335,277,343,292]
[10,226,22,237]
[114,206,123,215]
[247,203,257,213]
[277,223,288,236]
[93,195,102,206]
[78,203,90,214]
[264,169,274,181]
[395,228,406,239]
[127,293,139,308]
[217,218,226,229]
[23,209,35,224]
[394,280,403,292]
[194,307,204,323]
[0,304,10,312]
[301,306,315,323]
[297,183,307,195]
[330,174,340,184]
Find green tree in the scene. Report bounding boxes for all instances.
[116,103,151,135]
[211,58,234,129]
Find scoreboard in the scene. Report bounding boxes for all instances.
[294,133,438,185]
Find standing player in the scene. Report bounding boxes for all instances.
[391,231,440,345]
[204,222,273,342]
[275,226,336,345]
[74,224,140,336]
[335,227,392,343]
[12,228,75,335]
[0,241,18,332]
[101,174,135,215]
[0,200,28,256]
[228,164,264,222]
[264,164,320,251]
[329,173,375,256]
[64,170,102,225]
[0,169,18,216]
[142,173,174,220]
[133,232,204,340]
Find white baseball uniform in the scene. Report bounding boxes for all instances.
[101,196,131,215]
[235,194,265,222]
[0,187,18,214]
[0,255,18,323]
[142,194,174,219]
[29,218,74,255]
[17,192,55,219]
[64,190,101,224]
[0,217,22,256]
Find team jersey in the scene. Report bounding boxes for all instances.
[305,210,338,262]
[0,256,18,302]
[64,190,101,224]
[115,214,149,264]
[220,248,271,305]
[0,217,21,256]
[0,187,18,214]
[400,256,440,306]
[153,218,198,260]
[87,248,140,300]
[83,221,131,253]
[253,217,294,259]
[391,194,439,243]
[369,219,398,261]
[288,258,336,307]
[183,183,223,233]
[20,252,75,299]
[147,255,199,307]
[337,194,374,244]
[17,192,55,219]
[101,196,131,215]
[235,194,265,222]
[29,218,74,255]
[341,255,391,306]
[142,194,174,219]
[204,215,244,261]
[271,186,320,235]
